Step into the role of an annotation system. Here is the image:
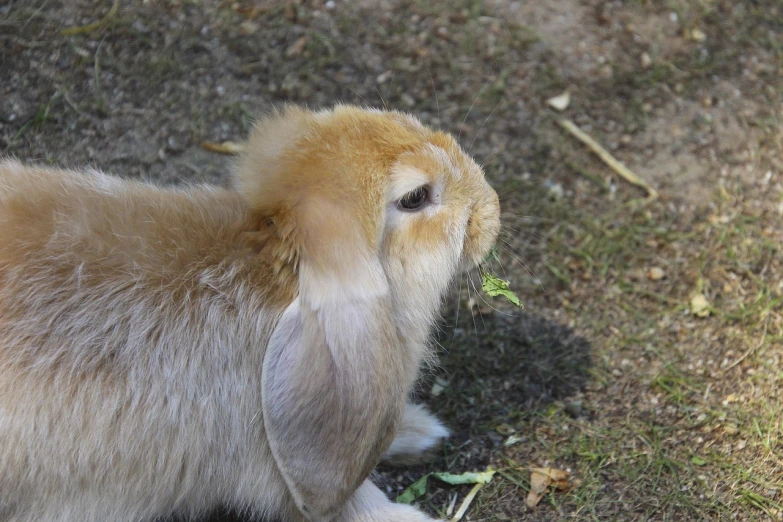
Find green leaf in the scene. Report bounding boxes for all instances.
[481,272,523,308]
[395,469,496,504]
[433,469,496,485]
[691,456,707,466]
[396,474,430,504]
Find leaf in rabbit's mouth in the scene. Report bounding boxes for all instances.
[479,245,524,308]
[481,271,523,308]
[482,245,501,264]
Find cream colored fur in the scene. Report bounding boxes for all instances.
[0,105,500,522]
[383,404,450,465]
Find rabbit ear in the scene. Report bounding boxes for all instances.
[234,105,390,308]
[241,107,409,517]
[262,297,405,521]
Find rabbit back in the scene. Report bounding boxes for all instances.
[0,160,296,521]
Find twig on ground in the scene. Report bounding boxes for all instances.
[61,0,120,36]
[445,493,458,518]
[558,118,658,200]
[201,141,245,155]
[451,483,483,521]
[722,315,770,373]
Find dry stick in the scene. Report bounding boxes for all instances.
[445,493,458,518]
[451,483,483,522]
[61,0,120,36]
[722,315,770,373]
[558,118,658,200]
[201,141,245,155]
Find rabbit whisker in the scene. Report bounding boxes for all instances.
[492,179,546,199]
[468,97,502,157]
[465,273,481,348]
[427,67,440,121]
[385,66,397,104]
[373,83,388,111]
[467,271,491,335]
[496,240,544,291]
[499,226,561,256]
[457,67,496,142]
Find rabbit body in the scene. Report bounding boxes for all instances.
[0,106,500,522]
[0,163,297,521]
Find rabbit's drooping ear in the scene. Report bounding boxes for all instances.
[263,298,405,521]
[234,106,389,308]
[240,107,407,519]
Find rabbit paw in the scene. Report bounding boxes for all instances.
[382,403,449,465]
[338,481,442,522]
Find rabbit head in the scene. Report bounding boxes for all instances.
[234,105,499,521]
[236,105,500,337]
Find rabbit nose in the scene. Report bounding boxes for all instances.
[464,194,500,264]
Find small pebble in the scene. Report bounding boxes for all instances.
[544,180,564,200]
[564,401,583,418]
[239,20,258,34]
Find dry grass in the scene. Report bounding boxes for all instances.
[1,0,782,520]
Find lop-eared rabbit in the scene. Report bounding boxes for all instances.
[0,105,500,522]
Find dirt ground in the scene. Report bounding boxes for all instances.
[2,0,782,520]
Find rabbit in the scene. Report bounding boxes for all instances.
[0,104,500,522]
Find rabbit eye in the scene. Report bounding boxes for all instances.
[397,186,429,211]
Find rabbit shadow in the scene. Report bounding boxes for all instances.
[190,307,592,522]
[430,306,593,434]
[369,307,594,513]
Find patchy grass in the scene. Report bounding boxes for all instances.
[419,163,781,520]
[2,0,782,520]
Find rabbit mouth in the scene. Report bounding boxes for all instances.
[457,250,488,274]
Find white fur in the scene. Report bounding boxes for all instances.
[336,481,440,522]
[383,404,450,463]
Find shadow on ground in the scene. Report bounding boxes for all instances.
[185,308,592,521]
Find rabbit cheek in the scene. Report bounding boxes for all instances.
[380,217,462,335]
[402,211,460,256]
[462,188,501,267]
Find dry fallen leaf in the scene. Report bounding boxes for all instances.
[495,424,515,436]
[285,36,308,57]
[201,141,245,155]
[690,28,706,42]
[547,91,571,111]
[504,435,523,447]
[239,20,259,35]
[526,468,570,508]
[690,293,711,317]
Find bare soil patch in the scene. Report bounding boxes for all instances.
[2,0,781,520]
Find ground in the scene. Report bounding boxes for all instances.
[1,0,782,520]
